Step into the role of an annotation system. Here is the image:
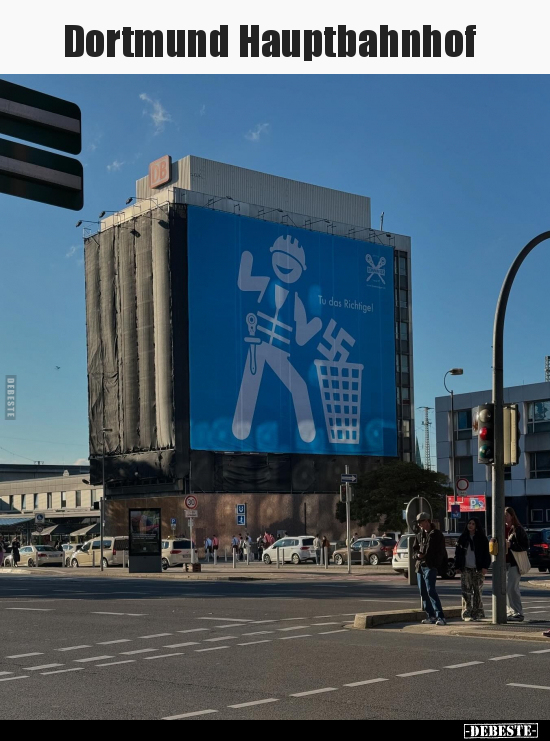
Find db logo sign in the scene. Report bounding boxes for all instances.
[149,155,171,189]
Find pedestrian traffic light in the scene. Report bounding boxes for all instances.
[477,403,494,464]
[504,404,521,466]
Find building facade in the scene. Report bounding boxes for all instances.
[85,155,414,542]
[436,381,550,530]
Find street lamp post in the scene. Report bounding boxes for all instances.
[444,369,464,533]
[101,428,112,573]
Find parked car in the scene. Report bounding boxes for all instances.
[161,538,197,570]
[5,544,63,568]
[262,536,317,564]
[62,543,83,567]
[332,537,396,566]
[526,528,550,572]
[392,532,458,579]
[70,536,129,568]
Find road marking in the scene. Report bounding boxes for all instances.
[145,653,185,660]
[203,636,239,642]
[228,699,279,709]
[344,678,389,687]
[0,675,28,682]
[25,664,64,671]
[241,631,274,636]
[163,642,200,649]
[311,622,340,626]
[177,629,209,635]
[247,620,277,624]
[195,646,231,653]
[97,639,132,645]
[140,633,173,639]
[507,683,550,691]
[397,669,439,677]
[197,617,252,622]
[0,672,13,676]
[5,607,53,611]
[444,662,485,669]
[280,617,306,621]
[56,645,92,652]
[121,648,158,655]
[238,640,272,647]
[530,649,550,654]
[279,635,312,640]
[75,655,114,663]
[319,630,348,635]
[41,668,84,675]
[489,654,525,661]
[278,626,309,632]
[291,687,338,697]
[96,660,137,667]
[163,710,218,720]
[92,612,146,617]
[6,652,43,659]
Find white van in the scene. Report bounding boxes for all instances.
[70,536,129,568]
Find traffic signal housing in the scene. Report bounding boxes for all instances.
[504,404,521,466]
[477,403,494,464]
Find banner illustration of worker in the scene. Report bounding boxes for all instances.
[187,207,397,456]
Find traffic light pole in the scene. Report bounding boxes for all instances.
[492,230,550,625]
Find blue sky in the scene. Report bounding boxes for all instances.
[1,74,549,467]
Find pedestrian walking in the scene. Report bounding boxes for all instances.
[212,535,219,557]
[313,534,321,564]
[413,513,447,626]
[238,534,244,561]
[455,518,491,621]
[504,506,529,622]
[321,535,330,564]
[11,537,20,568]
[204,536,213,562]
[242,536,251,562]
[256,534,265,561]
[231,534,240,558]
[0,538,5,568]
[350,532,359,545]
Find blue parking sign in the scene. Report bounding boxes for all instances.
[237,515,246,526]
[237,504,246,515]
[170,518,177,526]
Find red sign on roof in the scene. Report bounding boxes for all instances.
[149,155,171,189]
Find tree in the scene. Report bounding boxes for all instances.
[336,461,452,531]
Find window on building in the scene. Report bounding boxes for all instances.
[402,419,411,437]
[531,509,544,523]
[75,490,81,507]
[399,289,408,308]
[399,322,408,340]
[33,493,39,509]
[546,509,550,523]
[400,354,409,373]
[402,387,410,402]
[91,490,98,505]
[21,494,27,509]
[454,409,472,440]
[47,492,52,509]
[530,451,550,479]
[60,491,67,508]
[399,256,407,276]
[504,466,512,481]
[527,400,550,434]
[455,457,474,482]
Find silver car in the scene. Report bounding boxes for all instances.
[5,545,63,568]
[262,536,317,565]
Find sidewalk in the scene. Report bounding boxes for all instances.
[400,618,550,643]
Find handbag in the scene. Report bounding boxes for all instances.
[512,548,531,576]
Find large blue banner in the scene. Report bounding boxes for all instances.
[187,206,397,456]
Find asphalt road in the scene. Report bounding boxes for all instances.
[1,571,549,722]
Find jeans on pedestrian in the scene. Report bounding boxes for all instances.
[506,563,523,616]
[461,568,485,619]
[417,565,445,620]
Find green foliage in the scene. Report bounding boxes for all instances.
[336,461,451,531]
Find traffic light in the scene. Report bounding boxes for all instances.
[477,403,494,464]
[504,404,521,466]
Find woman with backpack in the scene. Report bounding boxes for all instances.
[505,506,529,622]
[455,518,491,621]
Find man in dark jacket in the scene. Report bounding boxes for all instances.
[412,513,447,625]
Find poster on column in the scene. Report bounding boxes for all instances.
[187,206,397,456]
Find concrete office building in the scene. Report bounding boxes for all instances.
[436,381,550,530]
[85,155,414,542]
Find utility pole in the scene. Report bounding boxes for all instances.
[101,428,112,573]
[418,407,433,470]
[345,464,351,576]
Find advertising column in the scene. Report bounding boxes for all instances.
[128,508,162,573]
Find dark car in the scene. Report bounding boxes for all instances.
[526,528,550,572]
[332,537,396,566]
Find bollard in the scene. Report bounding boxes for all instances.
[281,548,285,566]
[276,547,280,569]
[214,550,217,566]
[232,549,236,569]
[225,547,228,563]
[324,547,329,569]
[92,551,96,568]
[246,549,250,566]
[123,551,127,568]
[361,544,364,566]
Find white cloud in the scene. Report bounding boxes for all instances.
[199,104,206,116]
[73,458,89,466]
[107,159,125,172]
[245,123,270,142]
[66,245,78,258]
[139,92,172,134]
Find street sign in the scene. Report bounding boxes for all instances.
[447,495,486,513]
[237,515,246,526]
[456,478,470,492]
[184,495,197,510]
[35,512,45,526]
[405,496,433,531]
[170,517,177,526]
[341,473,358,484]
[0,80,82,155]
[184,510,198,518]
[0,137,83,210]
[236,504,246,515]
